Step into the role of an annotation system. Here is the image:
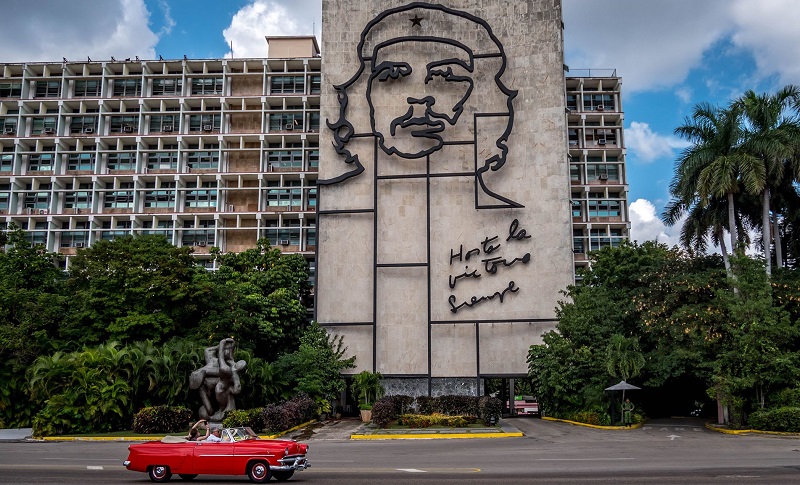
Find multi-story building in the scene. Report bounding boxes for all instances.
[0,39,628,282]
[0,37,321,275]
[566,70,630,278]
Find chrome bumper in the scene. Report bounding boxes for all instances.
[274,455,309,471]
[123,460,131,467]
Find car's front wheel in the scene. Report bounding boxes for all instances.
[247,460,270,483]
[272,470,295,481]
[178,474,197,481]
[148,465,172,482]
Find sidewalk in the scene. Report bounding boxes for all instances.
[349,417,523,440]
[0,428,32,442]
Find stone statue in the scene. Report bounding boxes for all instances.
[189,338,247,421]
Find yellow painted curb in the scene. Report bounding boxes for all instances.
[541,416,642,430]
[704,422,800,436]
[40,419,320,442]
[351,432,524,440]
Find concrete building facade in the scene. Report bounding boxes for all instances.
[316,0,579,396]
[0,38,321,273]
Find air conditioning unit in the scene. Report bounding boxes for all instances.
[202,124,213,131]
[75,242,84,248]
[596,105,605,111]
[163,125,174,132]
[75,208,81,214]
[279,239,290,246]
[598,139,607,145]
[599,174,609,180]
[83,127,94,134]
[123,125,134,133]
[228,204,235,212]
[26,207,34,214]
[43,127,55,134]
[198,241,207,247]
[3,127,13,134]
[284,123,294,130]
[39,209,48,215]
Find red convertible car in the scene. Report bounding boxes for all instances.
[124,427,309,482]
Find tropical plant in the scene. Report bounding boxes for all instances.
[350,370,384,410]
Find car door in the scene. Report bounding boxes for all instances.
[192,434,235,475]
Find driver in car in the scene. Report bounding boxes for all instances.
[203,427,223,442]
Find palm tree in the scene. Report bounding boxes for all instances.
[735,85,800,275]
[665,103,755,269]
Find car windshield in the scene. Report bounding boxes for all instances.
[227,427,259,441]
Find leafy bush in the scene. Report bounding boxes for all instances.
[387,395,415,416]
[566,410,611,426]
[132,405,192,434]
[371,399,396,429]
[748,407,800,432]
[478,396,502,426]
[770,388,800,408]
[398,413,477,428]
[260,394,316,433]
[415,396,439,415]
[222,408,265,431]
[438,395,479,416]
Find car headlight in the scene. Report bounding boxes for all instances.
[284,447,289,456]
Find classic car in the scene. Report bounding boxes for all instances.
[123,426,309,483]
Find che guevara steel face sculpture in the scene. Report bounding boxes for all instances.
[321,1,522,210]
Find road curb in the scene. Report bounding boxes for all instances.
[541,416,643,430]
[704,422,800,436]
[350,431,524,440]
[39,420,319,442]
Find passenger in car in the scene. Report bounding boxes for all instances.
[187,419,209,441]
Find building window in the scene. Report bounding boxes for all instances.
[307,188,317,208]
[0,117,17,135]
[67,151,95,171]
[188,114,221,132]
[0,184,10,211]
[64,188,92,209]
[152,78,182,96]
[191,78,223,95]
[269,113,303,131]
[100,220,132,240]
[588,199,621,218]
[27,153,55,171]
[181,219,215,246]
[586,164,620,181]
[583,93,614,111]
[307,149,319,170]
[185,181,217,208]
[32,117,58,135]
[0,153,12,172]
[309,75,321,94]
[266,180,301,207]
[35,80,61,98]
[566,93,578,111]
[149,114,180,133]
[267,150,302,170]
[60,225,90,248]
[107,151,137,171]
[270,75,304,94]
[147,151,178,170]
[69,116,97,134]
[590,228,624,251]
[104,183,134,209]
[24,188,51,210]
[187,150,219,169]
[109,115,139,133]
[26,221,48,246]
[74,80,101,97]
[0,82,22,98]
[141,219,174,237]
[144,182,176,208]
[112,79,142,97]
[308,112,320,131]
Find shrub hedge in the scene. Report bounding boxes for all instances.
[368,395,502,428]
[748,407,800,432]
[132,405,193,434]
[398,413,478,428]
[261,393,315,433]
[222,408,265,431]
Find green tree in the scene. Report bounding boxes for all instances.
[275,322,355,409]
[605,334,645,382]
[62,235,203,345]
[736,85,800,274]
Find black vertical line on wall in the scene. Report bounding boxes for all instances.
[476,323,481,395]
[427,153,432,397]
[313,188,321,323]
[372,137,378,373]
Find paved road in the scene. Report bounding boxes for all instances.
[1,418,799,484]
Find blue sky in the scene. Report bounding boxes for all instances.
[1,0,799,248]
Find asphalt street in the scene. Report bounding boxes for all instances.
[1,418,799,484]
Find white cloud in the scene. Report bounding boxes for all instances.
[223,0,320,58]
[0,0,158,63]
[564,0,800,93]
[629,199,683,247]
[625,122,690,164]
[729,0,800,86]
